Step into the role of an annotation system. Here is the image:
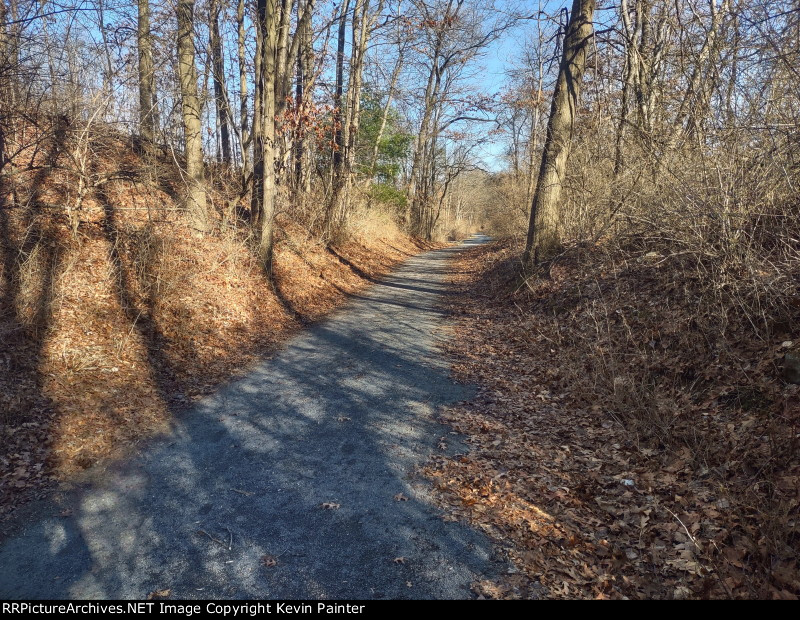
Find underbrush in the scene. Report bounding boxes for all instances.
[429,234,799,598]
[439,218,477,242]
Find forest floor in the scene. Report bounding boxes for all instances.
[0,236,505,599]
[425,239,799,600]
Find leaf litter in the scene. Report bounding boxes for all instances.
[425,240,799,600]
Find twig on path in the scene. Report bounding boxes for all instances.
[196,529,228,549]
[664,507,700,550]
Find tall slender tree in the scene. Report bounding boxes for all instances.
[293,0,316,197]
[209,0,232,164]
[252,0,279,271]
[522,0,595,266]
[137,0,158,147]
[324,0,351,237]
[237,0,251,191]
[176,0,208,231]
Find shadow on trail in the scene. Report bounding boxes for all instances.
[0,117,70,510]
[0,235,502,600]
[327,245,377,284]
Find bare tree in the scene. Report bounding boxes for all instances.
[237,0,251,192]
[293,0,315,197]
[252,0,279,271]
[406,0,507,239]
[522,0,595,266]
[209,0,232,164]
[177,0,208,231]
[324,0,382,238]
[137,0,159,148]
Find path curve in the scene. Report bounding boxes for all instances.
[0,235,500,600]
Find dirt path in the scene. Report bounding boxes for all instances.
[0,235,501,600]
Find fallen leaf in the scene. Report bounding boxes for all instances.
[147,589,171,600]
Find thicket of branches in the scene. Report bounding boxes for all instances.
[0,0,503,265]
[491,0,798,330]
[458,1,799,597]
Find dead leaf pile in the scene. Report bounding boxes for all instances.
[425,239,799,599]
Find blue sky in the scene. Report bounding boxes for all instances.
[473,0,618,171]
[473,0,562,170]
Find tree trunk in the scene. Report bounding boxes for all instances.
[238,0,251,192]
[176,0,208,231]
[294,0,315,197]
[275,0,294,115]
[210,0,232,165]
[407,49,441,234]
[338,0,372,220]
[0,0,14,184]
[324,0,351,237]
[252,0,279,272]
[613,48,632,179]
[137,0,159,147]
[523,0,595,266]
[97,0,115,120]
[525,15,546,210]
[272,0,294,178]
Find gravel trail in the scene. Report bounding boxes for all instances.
[0,235,500,600]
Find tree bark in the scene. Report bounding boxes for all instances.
[210,0,232,164]
[407,39,443,234]
[279,0,314,195]
[323,0,351,237]
[252,0,279,272]
[523,0,595,266]
[238,0,251,191]
[176,0,208,231]
[294,0,315,197]
[339,0,373,215]
[275,0,294,115]
[137,0,159,147]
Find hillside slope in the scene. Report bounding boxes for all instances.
[0,121,430,518]
[427,240,799,599]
